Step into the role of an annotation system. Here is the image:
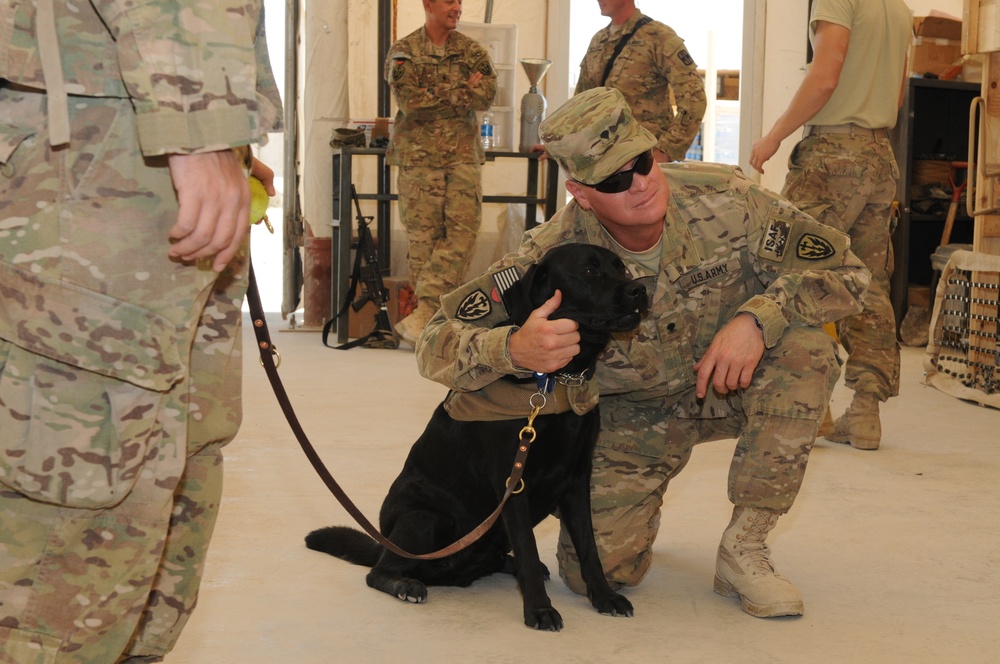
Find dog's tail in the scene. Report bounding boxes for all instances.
[304,526,382,567]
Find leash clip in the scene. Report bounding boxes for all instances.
[519,397,545,444]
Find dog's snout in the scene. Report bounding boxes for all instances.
[627,282,648,306]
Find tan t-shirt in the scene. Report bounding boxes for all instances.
[808,0,913,129]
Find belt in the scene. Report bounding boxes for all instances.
[803,124,889,139]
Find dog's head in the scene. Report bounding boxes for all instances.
[503,244,648,374]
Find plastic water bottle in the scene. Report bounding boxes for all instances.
[480,111,494,150]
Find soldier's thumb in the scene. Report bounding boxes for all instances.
[532,290,562,321]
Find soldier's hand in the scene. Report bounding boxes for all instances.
[468,71,484,88]
[508,290,580,374]
[167,150,251,273]
[251,156,276,196]
[693,313,765,399]
[749,135,780,174]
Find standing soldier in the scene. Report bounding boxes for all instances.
[576,0,707,163]
[0,1,281,661]
[387,0,498,344]
[750,0,912,450]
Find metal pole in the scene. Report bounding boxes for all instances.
[378,0,391,118]
[377,0,392,269]
[281,0,302,318]
[484,0,493,23]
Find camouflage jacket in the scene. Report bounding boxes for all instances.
[575,11,706,162]
[385,26,496,168]
[416,162,869,421]
[0,0,283,155]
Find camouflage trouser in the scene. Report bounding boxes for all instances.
[396,163,482,309]
[557,325,839,594]
[781,129,901,400]
[0,88,244,662]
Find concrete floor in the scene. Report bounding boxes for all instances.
[170,314,999,663]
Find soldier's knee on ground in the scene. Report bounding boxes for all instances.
[556,527,653,595]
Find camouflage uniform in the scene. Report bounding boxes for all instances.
[783,132,900,399]
[777,0,911,402]
[0,1,281,661]
[575,10,707,162]
[385,26,497,319]
[416,160,869,594]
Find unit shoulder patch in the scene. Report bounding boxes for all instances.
[796,233,836,260]
[456,290,492,321]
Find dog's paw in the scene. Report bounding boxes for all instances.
[524,606,564,632]
[370,575,427,604]
[392,580,427,603]
[591,592,634,618]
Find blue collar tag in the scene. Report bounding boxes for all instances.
[533,372,555,393]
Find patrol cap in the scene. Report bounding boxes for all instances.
[540,87,657,185]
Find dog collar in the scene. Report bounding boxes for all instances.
[534,370,590,392]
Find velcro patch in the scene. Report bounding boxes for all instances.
[683,258,741,289]
[456,290,492,321]
[678,49,694,67]
[392,63,406,81]
[492,265,520,300]
[796,233,836,260]
[478,60,493,76]
[759,217,792,262]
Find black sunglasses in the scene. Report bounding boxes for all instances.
[579,149,655,194]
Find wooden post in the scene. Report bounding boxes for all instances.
[966,0,1000,387]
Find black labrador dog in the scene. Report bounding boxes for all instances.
[305,243,647,631]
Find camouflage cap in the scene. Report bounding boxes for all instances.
[540,87,657,185]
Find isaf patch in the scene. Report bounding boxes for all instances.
[678,49,694,67]
[759,217,792,262]
[456,290,492,321]
[796,233,836,260]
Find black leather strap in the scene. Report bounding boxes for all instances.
[600,16,653,86]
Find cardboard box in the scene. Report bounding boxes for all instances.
[347,276,414,339]
[910,16,963,77]
[908,285,931,310]
[717,71,739,101]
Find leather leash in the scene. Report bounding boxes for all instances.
[246,258,536,560]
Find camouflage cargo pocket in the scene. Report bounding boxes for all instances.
[0,341,165,509]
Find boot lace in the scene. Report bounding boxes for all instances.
[736,510,777,575]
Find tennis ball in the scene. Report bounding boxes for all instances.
[249,175,270,225]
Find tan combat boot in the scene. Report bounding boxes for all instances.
[825,392,881,450]
[714,506,804,618]
[817,406,835,438]
[393,298,437,346]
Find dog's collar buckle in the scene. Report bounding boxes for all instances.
[535,370,590,391]
[555,370,589,387]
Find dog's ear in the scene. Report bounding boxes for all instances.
[502,261,552,325]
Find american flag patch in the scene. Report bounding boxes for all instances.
[492,266,521,299]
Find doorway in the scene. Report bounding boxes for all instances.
[566,1,744,164]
